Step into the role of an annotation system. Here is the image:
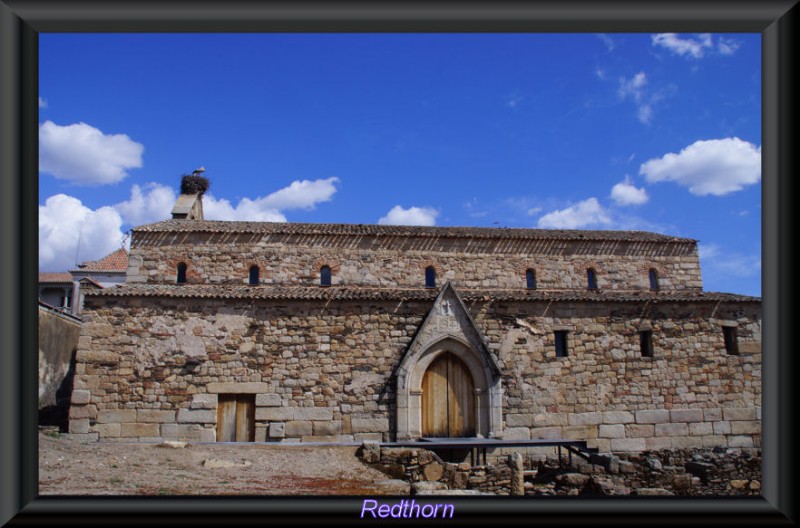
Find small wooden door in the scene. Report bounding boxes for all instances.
[421,352,475,437]
[216,394,255,442]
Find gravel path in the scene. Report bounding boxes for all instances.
[38,431,408,496]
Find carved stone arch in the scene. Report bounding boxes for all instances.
[395,283,503,440]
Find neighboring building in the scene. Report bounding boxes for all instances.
[38,248,129,317]
[68,189,761,452]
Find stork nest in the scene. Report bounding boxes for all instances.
[180,174,210,195]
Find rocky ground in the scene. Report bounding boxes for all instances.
[38,429,409,496]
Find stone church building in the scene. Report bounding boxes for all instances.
[68,190,761,452]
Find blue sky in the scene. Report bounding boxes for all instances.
[38,33,761,296]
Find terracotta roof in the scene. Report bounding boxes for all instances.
[133,220,696,244]
[87,285,760,304]
[38,272,73,284]
[73,248,129,273]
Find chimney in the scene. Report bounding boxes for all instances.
[171,171,208,220]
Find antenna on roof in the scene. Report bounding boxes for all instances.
[74,220,85,267]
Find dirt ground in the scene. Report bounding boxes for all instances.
[38,430,409,496]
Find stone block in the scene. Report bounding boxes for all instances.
[206,382,272,394]
[71,390,92,405]
[161,423,203,439]
[269,422,285,438]
[713,421,731,435]
[670,409,704,423]
[97,409,137,423]
[351,418,390,433]
[68,432,98,443]
[313,421,342,436]
[671,436,703,449]
[645,437,672,450]
[703,408,723,421]
[177,408,216,424]
[137,410,176,423]
[625,424,654,438]
[532,413,568,427]
[78,350,120,365]
[255,408,295,421]
[599,424,625,438]
[506,414,533,427]
[293,407,333,421]
[730,421,761,435]
[354,433,383,442]
[601,411,634,424]
[635,410,670,424]
[255,426,267,442]
[255,394,282,407]
[69,404,97,420]
[610,438,645,452]
[93,423,121,438]
[655,423,689,437]
[723,408,757,421]
[568,412,603,426]
[728,435,755,448]
[562,426,596,440]
[503,427,531,440]
[190,394,218,409]
[120,423,160,438]
[69,419,89,434]
[530,427,562,440]
[336,435,355,442]
[200,428,216,442]
[688,422,713,436]
[285,421,313,437]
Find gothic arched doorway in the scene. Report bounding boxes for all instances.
[421,352,476,437]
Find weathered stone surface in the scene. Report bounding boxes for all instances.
[530,427,562,440]
[670,409,704,423]
[730,421,761,435]
[71,390,91,405]
[69,404,97,420]
[625,424,655,438]
[284,421,313,437]
[655,423,689,437]
[255,394,282,407]
[137,410,176,423]
[361,441,381,463]
[255,408,295,421]
[635,410,670,424]
[412,481,448,494]
[632,488,674,496]
[203,459,251,468]
[206,382,272,394]
[723,408,757,421]
[556,473,591,487]
[351,418,389,433]
[158,440,187,448]
[599,424,625,438]
[293,407,333,421]
[93,423,120,438]
[268,422,285,438]
[161,423,203,439]
[610,438,646,452]
[503,427,531,440]
[423,461,444,482]
[730,479,749,490]
[69,419,89,434]
[97,409,136,423]
[200,428,216,442]
[602,411,635,424]
[120,423,160,437]
[177,409,216,424]
[190,394,218,410]
[569,412,603,426]
[77,350,120,365]
[313,420,342,436]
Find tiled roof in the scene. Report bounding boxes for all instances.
[38,272,73,284]
[133,220,695,244]
[73,248,129,273]
[87,284,760,304]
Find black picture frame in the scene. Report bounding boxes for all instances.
[1,1,796,525]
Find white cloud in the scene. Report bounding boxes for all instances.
[537,198,612,229]
[610,177,649,206]
[596,33,616,52]
[114,183,177,226]
[38,97,47,108]
[202,177,340,222]
[652,33,739,58]
[618,72,655,124]
[378,205,439,226]
[39,121,144,186]
[700,243,761,280]
[39,194,125,271]
[652,33,713,58]
[639,137,761,196]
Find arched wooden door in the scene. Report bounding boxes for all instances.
[421,352,475,437]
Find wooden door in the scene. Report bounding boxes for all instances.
[421,353,475,437]
[216,394,255,442]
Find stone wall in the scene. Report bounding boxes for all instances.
[69,295,760,448]
[126,232,702,291]
[39,304,81,427]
